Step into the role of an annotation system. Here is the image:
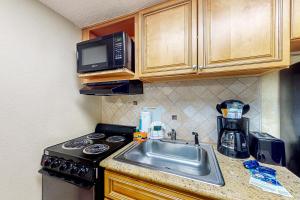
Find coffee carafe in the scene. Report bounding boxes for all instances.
[216,100,250,159]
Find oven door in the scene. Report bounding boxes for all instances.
[40,169,95,200]
[77,37,114,73]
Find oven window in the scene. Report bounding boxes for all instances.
[82,45,107,66]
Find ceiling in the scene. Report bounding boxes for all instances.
[39,0,165,28]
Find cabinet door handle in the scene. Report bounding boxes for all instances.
[198,65,204,70]
[192,65,198,70]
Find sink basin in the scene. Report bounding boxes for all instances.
[114,140,225,186]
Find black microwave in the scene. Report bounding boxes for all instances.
[76,32,134,73]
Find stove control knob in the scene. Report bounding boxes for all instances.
[50,159,60,169]
[78,167,89,177]
[59,162,70,171]
[43,157,52,167]
[70,165,79,174]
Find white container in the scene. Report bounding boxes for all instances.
[149,121,166,140]
[140,111,151,133]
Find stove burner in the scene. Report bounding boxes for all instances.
[83,144,110,155]
[106,136,125,143]
[62,139,93,150]
[86,132,106,140]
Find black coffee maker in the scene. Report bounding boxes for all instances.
[216,100,250,159]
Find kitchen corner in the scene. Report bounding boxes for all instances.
[100,142,300,200]
[2,0,300,200]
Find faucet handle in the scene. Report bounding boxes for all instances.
[168,129,175,135]
[167,130,172,137]
[167,129,176,140]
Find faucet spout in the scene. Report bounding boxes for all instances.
[192,132,199,145]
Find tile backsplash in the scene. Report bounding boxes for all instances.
[101,77,261,143]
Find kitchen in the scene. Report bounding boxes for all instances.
[1,0,300,200]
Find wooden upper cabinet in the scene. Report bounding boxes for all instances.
[291,0,300,40]
[80,0,291,82]
[200,0,290,71]
[291,0,300,52]
[138,0,198,77]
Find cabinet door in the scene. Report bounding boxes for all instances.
[104,170,210,200]
[139,0,197,77]
[201,0,290,71]
[292,0,300,40]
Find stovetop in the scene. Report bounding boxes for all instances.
[39,124,135,187]
[42,123,135,166]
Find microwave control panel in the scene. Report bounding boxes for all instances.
[113,34,125,65]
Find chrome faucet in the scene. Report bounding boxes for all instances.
[192,132,199,146]
[168,129,177,140]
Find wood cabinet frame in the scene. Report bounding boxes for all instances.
[198,0,290,74]
[291,0,300,40]
[79,0,291,83]
[291,0,300,52]
[138,0,198,77]
[79,14,140,83]
[104,170,213,200]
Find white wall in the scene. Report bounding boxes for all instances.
[260,54,300,139]
[0,0,101,200]
[261,71,281,138]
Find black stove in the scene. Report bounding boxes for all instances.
[62,138,93,150]
[86,132,106,140]
[83,144,111,155]
[106,135,126,143]
[39,123,135,200]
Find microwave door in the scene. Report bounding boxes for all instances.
[77,38,113,73]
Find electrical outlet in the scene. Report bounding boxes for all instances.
[172,115,177,120]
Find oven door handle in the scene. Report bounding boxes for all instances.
[39,168,94,189]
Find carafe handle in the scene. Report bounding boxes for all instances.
[242,104,250,115]
[216,104,222,114]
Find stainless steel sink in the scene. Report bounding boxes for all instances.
[114,140,225,186]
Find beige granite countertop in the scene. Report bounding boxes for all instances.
[100,142,300,200]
